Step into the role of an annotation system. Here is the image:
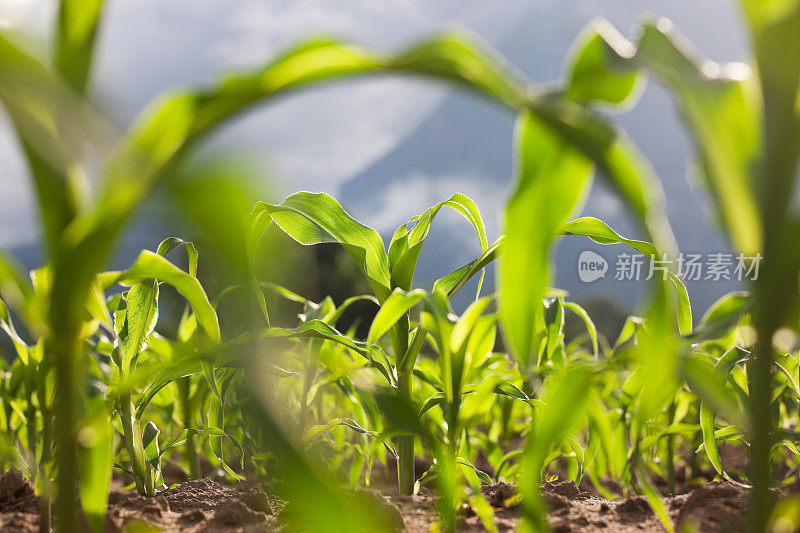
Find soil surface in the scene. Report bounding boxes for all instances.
[0,470,751,532]
[394,480,749,532]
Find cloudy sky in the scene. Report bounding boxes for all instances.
[0,0,747,314]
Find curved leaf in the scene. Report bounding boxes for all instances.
[696,347,751,476]
[563,216,692,333]
[367,289,426,345]
[55,0,105,94]
[106,251,219,342]
[254,193,391,302]
[564,18,761,254]
[563,302,599,359]
[389,193,488,294]
[434,237,504,300]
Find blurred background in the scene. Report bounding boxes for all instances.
[0,0,746,324]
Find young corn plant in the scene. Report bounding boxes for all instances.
[254,191,497,494]
[416,290,500,531]
[99,238,221,496]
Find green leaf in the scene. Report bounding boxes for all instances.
[567,19,643,107]
[254,193,392,302]
[543,297,565,365]
[105,250,219,342]
[563,216,691,333]
[434,237,503,300]
[262,321,396,387]
[469,493,498,533]
[0,298,29,362]
[388,31,529,108]
[688,291,750,343]
[501,111,592,365]
[563,216,656,255]
[457,457,493,485]
[141,421,161,471]
[302,417,376,444]
[113,282,159,375]
[668,275,692,336]
[397,326,427,372]
[207,371,243,479]
[156,237,199,277]
[389,193,487,293]
[451,297,493,354]
[0,250,35,317]
[638,468,674,533]
[418,392,446,418]
[0,34,106,254]
[86,278,112,330]
[321,294,379,328]
[260,281,310,305]
[367,288,426,345]
[161,427,220,455]
[112,238,202,376]
[55,0,105,94]
[694,347,751,476]
[135,351,242,419]
[565,18,761,254]
[563,302,599,359]
[528,97,675,255]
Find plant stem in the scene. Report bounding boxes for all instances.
[38,368,52,533]
[397,370,415,495]
[748,237,782,530]
[53,343,77,533]
[748,333,774,529]
[119,392,153,496]
[391,314,414,496]
[26,378,37,480]
[665,400,676,495]
[176,378,200,479]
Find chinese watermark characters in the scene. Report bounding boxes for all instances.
[578,250,762,283]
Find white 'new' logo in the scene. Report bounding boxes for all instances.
[578,250,608,283]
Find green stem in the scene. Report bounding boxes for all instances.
[665,400,676,495]
[391,314,414,496]
[397,370,415,495]
[38,369,52,533]
[748,242,781,530]
[748,333,774,529]
[176,378,200,479]
[442,435,459,533]
[54,343,78,533]
[120,392,153,496]
[26,377,37,480]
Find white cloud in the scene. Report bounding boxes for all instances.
[584,185,624,221]
[356,171,505,240]
[0,0,532,250]
[0,0,54,41]
[92,0,534,195]
[0,110,37,248]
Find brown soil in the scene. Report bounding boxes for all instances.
[0,472,283,532]
[393,480,749,532]
[0,470,753,532]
